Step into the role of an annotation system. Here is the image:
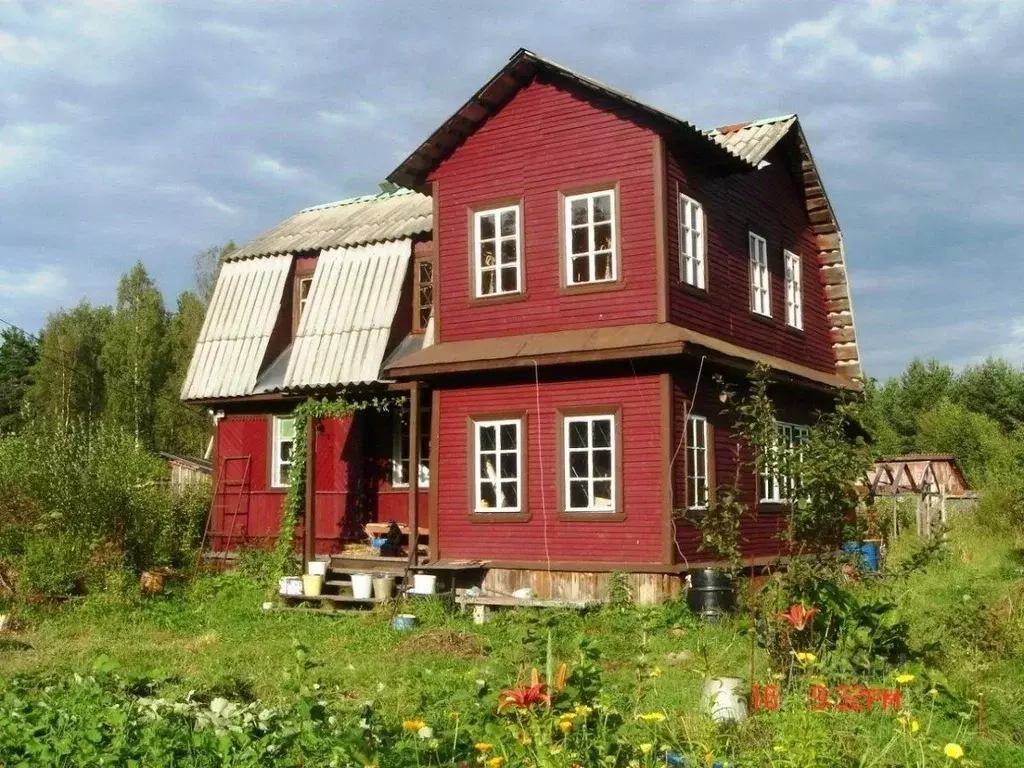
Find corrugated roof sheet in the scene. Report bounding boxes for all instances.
[181,255,291,400]
[282,240,411,388]
[705,114,797,167]
[228,189,431,261]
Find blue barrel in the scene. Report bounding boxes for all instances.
[860,541,880,573]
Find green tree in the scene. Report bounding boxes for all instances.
[0,328,40,433]
[951,358,1024,432]
[156,290,210,455]
[915,399,1019,485]
[100,262,168,447]
[194,241,235,307]
[28,302,111,429]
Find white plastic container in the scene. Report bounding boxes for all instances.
[412,573,437,595]
[279,577,303,596]
[351,573,373,600]
[700,677,748,723]
[306,560,328,577]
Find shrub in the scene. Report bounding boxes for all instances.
[19,533,89,598]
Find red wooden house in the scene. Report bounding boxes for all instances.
[182,49,862,602]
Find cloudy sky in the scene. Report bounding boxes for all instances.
[2,0,1022,378]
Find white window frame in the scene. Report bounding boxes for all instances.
[391,399,430,488]
[271,416,296,488]
[678,193,705,289]
[784,249,803,330]
[564,189,617,286]
[749,232,771,317]
[686,415,709,510]
[760,421,809,503]
[473,418,522,513]
[563,413,617,513]
[297,276,313,320]
[473,205,521,298]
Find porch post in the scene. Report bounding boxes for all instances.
[407,383,421,567]
[303,414,315,568]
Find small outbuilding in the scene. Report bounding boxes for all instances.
[160,453,213,493]
[868,454,975,539]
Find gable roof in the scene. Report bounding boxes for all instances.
[227,188,431,261]
[387,48,753,190]
[706,114,863,382]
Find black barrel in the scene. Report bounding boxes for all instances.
[686,569,735,621]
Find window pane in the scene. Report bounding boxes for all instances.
[593,223,612,251]
[593,194,612,222]
[593,449,612,479]
[568,420,588,449]
[480,241,496,267]
[569,480,589,509]
[500,267,517,293]
[479,425,496,452]
[572,255,590,283]
[479,213,495,239]
[500,481,518,509]
[481,271,496,295]
[500,238,517,265]
[479,483,496,509]
[499,452,517,480]
[278,418,295,439]
[593,481,613,506]
[499,209,516,236]
[570,199,588,225]
[479,454,496,482]
[279,465,291,485]
[594,252,612,281]
[571,226,589,255]
[695,478,707,505]
[592,418,612,448]
[499,423,517,449]
[569,451,589,479]
[280,442,292,463]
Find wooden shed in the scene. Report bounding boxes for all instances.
[160,453,213,493]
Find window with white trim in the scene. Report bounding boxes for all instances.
[760,421,809,502]
[271,416,296,488]
[784,249,802,330]
[564,414,616,512]
[474,419,522,512]
[392,399,430,488]
[749,232,771,317]
[297,276,313,319]
[565,190,616,285]
[686,415,709,510]
[679,193,705,289]
[474,205,521,297]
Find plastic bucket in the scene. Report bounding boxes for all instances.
[372,576,395,600]
[306,560,328,577]
[700,676,748,723]
[686,569,734,621]
[392,614,418,631]
[413,573,437,595]
[302,574,323,597]
[279,577,303,596]
[351,573,373,600]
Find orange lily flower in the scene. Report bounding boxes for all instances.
[776,604,820,631]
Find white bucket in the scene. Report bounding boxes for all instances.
[351,573,373,600]
[306,560,328,577]
[700,676,748,723]
[413,573,437,595]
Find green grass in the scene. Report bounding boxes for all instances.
[1,515,1023,766]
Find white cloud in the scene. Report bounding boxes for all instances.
[0,265,69,300]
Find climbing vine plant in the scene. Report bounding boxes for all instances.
[272,395,397,582]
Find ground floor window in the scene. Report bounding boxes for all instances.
[687,415,709,510]
[271,416,295,487]
[473,418,522,513]
[563,413,616,513]
[392,398,431,487]
[760,421,809,502]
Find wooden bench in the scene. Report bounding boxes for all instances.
[455,594,603,624]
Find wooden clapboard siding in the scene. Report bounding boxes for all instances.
[666,138,837,375]
[435,373,665,564]
[429,78,659,342]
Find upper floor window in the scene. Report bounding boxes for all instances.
[749,232,771,317]
[679,193,705,289]
[686,415,709,510]
[784,249,802,330]
[760,421,808,502]
[415,257,434,332]
[473,418,522,512]
[563,413,616,512]
[474,205,521,297]
[271,416,296,488]
[293,275,313,334]
[392,398,431,487]
[564,190,617,285]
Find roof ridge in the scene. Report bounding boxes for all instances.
[706,113,797,135]
[299,187,418,214]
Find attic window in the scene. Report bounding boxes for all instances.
[679,193,705,289]
[414,257,434,333]
[749,232,771,317]
[564,190,617,286]
[784,249,802,330]
[474,205,521,297]
[296,276,313,328]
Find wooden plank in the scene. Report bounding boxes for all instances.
[455,595,602,609]
[820,265,846,285]
[830,326,857,344]
[834,344,860,362]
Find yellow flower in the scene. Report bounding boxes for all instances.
[809,676,827,686]
[558,719,573,733]
[910,720,920,734]
[574,704,593,717]
[402,719,425,732]
[486,758,506,768]
[640,743,653,755]
[928,687,940,698]
[474,742,493,753]
[648,665,664,678]
[895,673,915,684]
[639,711,666,723]
[943,743,964,760]
[794,652,816,665]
